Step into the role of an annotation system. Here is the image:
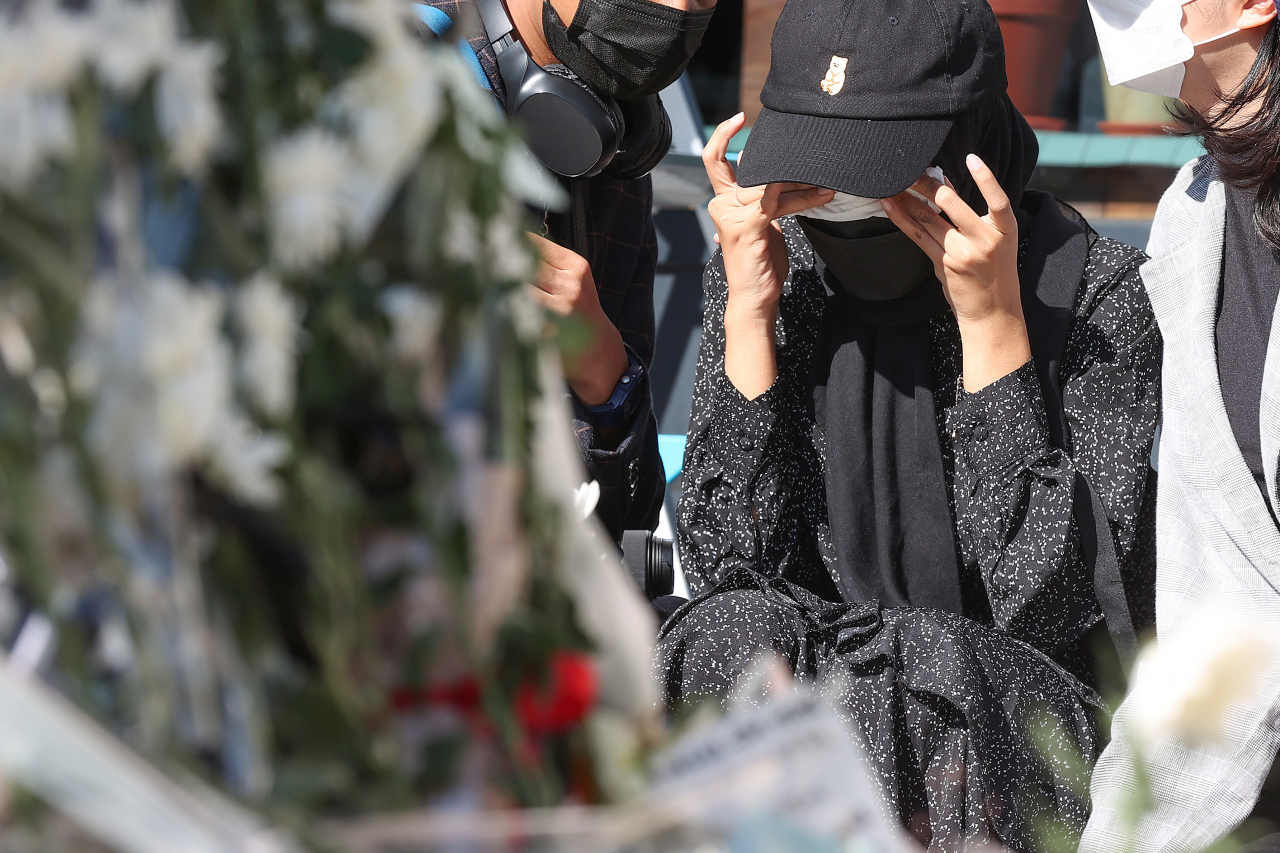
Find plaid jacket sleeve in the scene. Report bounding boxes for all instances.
[547,175,664,541]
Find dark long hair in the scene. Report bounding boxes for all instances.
[1176,19,1280,249]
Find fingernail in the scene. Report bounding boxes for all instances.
[966,153,982,170]
[880,199,893,211]
[819,188,834,195]
[734,111,745,121]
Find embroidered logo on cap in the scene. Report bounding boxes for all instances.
[820,56,848,95]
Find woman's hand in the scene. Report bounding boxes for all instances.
[881,154,1030,392]
[703,113,833,398]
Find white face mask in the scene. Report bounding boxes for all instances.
[803,166,946,221]
[1088,0,1239,98]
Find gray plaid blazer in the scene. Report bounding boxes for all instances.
[1081,158,1280,853]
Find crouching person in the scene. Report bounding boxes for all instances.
[656,0,1162,849]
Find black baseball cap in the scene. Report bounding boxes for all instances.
[736,0,1007,198]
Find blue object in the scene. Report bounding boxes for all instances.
[142,172,201,271]
[658,434,687,484]
[582,353,645,429]
[413,4,490,92]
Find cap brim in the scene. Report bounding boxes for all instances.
[735,108,954,198]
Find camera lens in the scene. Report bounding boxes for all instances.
[620,530,675,600]
[646,534,674,598]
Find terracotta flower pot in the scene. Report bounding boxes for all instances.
[990,0,1081,125]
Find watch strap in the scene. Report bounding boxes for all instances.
[583,352,644,428]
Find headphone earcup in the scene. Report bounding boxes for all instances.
[541,63,625,140]
[514,62,622,178]
[604,94,672,181]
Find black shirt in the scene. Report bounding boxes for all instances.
[1218,183,1280,502]
[421,0,665,540]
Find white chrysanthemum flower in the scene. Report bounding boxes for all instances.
[328,37,441,243]
[155,41,224,176]
[209,410,290,507]
[338,43,441,181]
[378,285,442,364]
[0,3,91,191]
[265,128,353,270]
[1128,606,1275,745]
[234,272,300,419]
[78,272,236,502]
[77,268,293,504]
[0,90,75,191]
[90,0,178,94]
[139,272,231,465]
[0,3,91,94]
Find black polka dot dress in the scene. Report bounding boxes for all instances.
[658,213,1161,852]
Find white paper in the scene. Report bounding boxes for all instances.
[650,690,911,851]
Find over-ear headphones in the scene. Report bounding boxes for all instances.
[473,0,671,179]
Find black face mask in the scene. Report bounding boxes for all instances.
[797,217,937,302]
[542,0,714,101]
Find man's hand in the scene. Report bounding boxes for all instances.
[881,154,1030,392]
[528,233,630,406]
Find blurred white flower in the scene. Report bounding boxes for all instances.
[80,268,290,508]
[78,272,239,502]
[0,91,75,191]
[486,208,533,282]
[89,0,178,94]
[1128,606,1275,746]
[443,207,479,264]
[0,2,89,189]
[0,3,91,93]
[140,272,231,463]
[78,276,169,492]
[265,128,353,270]
[336,43,442,182]
[378,285,442,364]
[235,272,300,419]
[155,42,225,176]
[323,9,443,244]
[209,410,290,507]
[505,285,544,343]
[0,313,36,376]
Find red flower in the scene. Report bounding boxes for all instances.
[515,651,597,735]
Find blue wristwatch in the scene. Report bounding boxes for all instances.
[583,352,644,429]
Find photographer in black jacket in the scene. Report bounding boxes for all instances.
[419,0,715,541]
